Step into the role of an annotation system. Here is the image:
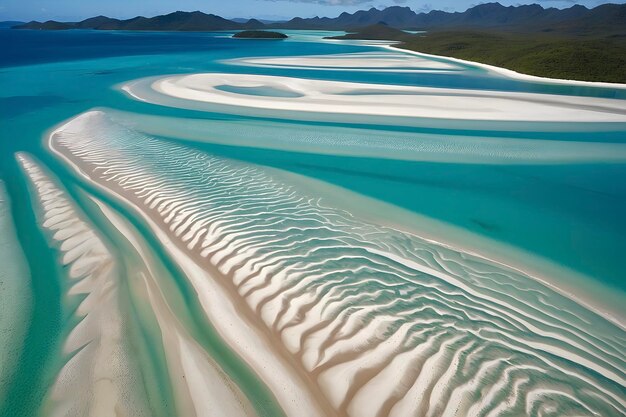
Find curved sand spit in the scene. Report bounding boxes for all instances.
[122,73,626,122]
[225,51,464,73]
[47,110,626,417]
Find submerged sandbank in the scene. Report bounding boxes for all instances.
[47,112,331,417]
[0,182,31,406]
[104,108,626,165]
[47,110,626,417]
[17,152,270,417]
[91,197,258,417]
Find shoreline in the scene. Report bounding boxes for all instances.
[386,44,626,90]
[4,24,625,416]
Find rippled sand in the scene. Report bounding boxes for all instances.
[45,110,626,417]
[4,38,626,416]
[17,154,257,417]
[18,154,152,417]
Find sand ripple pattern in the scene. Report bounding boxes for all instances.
[17,153,151,417]
[52,112,626,417]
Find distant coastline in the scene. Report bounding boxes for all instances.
[388,45,626,89]
[8,2,626,84]
[394,32,626,84]
[11,2,625,33]
[328,23,626,84]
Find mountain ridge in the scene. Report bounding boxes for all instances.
[12,2,626,34]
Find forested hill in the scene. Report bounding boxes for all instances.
[13,3,626,35]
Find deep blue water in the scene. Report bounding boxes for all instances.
[2,28,625,98]
[0,29,236,67]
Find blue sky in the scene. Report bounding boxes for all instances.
[0,0,623,22]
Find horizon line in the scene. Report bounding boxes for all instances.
[3,1,622,25]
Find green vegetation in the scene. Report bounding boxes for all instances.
[399,31,626,83]
[333,24,626,83]
[12,2,625,83]
[233,30,287,39]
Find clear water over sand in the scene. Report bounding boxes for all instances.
[1,28,625,417]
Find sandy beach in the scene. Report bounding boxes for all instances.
[385,45,626,90]
[123,73,626,122]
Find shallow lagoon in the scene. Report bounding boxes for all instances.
[1,28,625,417]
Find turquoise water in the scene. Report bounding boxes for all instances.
[1,28,625,417]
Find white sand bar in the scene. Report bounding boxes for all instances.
[92,198,257,417]
[130,73,626,122]
[225,52,464,73]
[17,153,152,417]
